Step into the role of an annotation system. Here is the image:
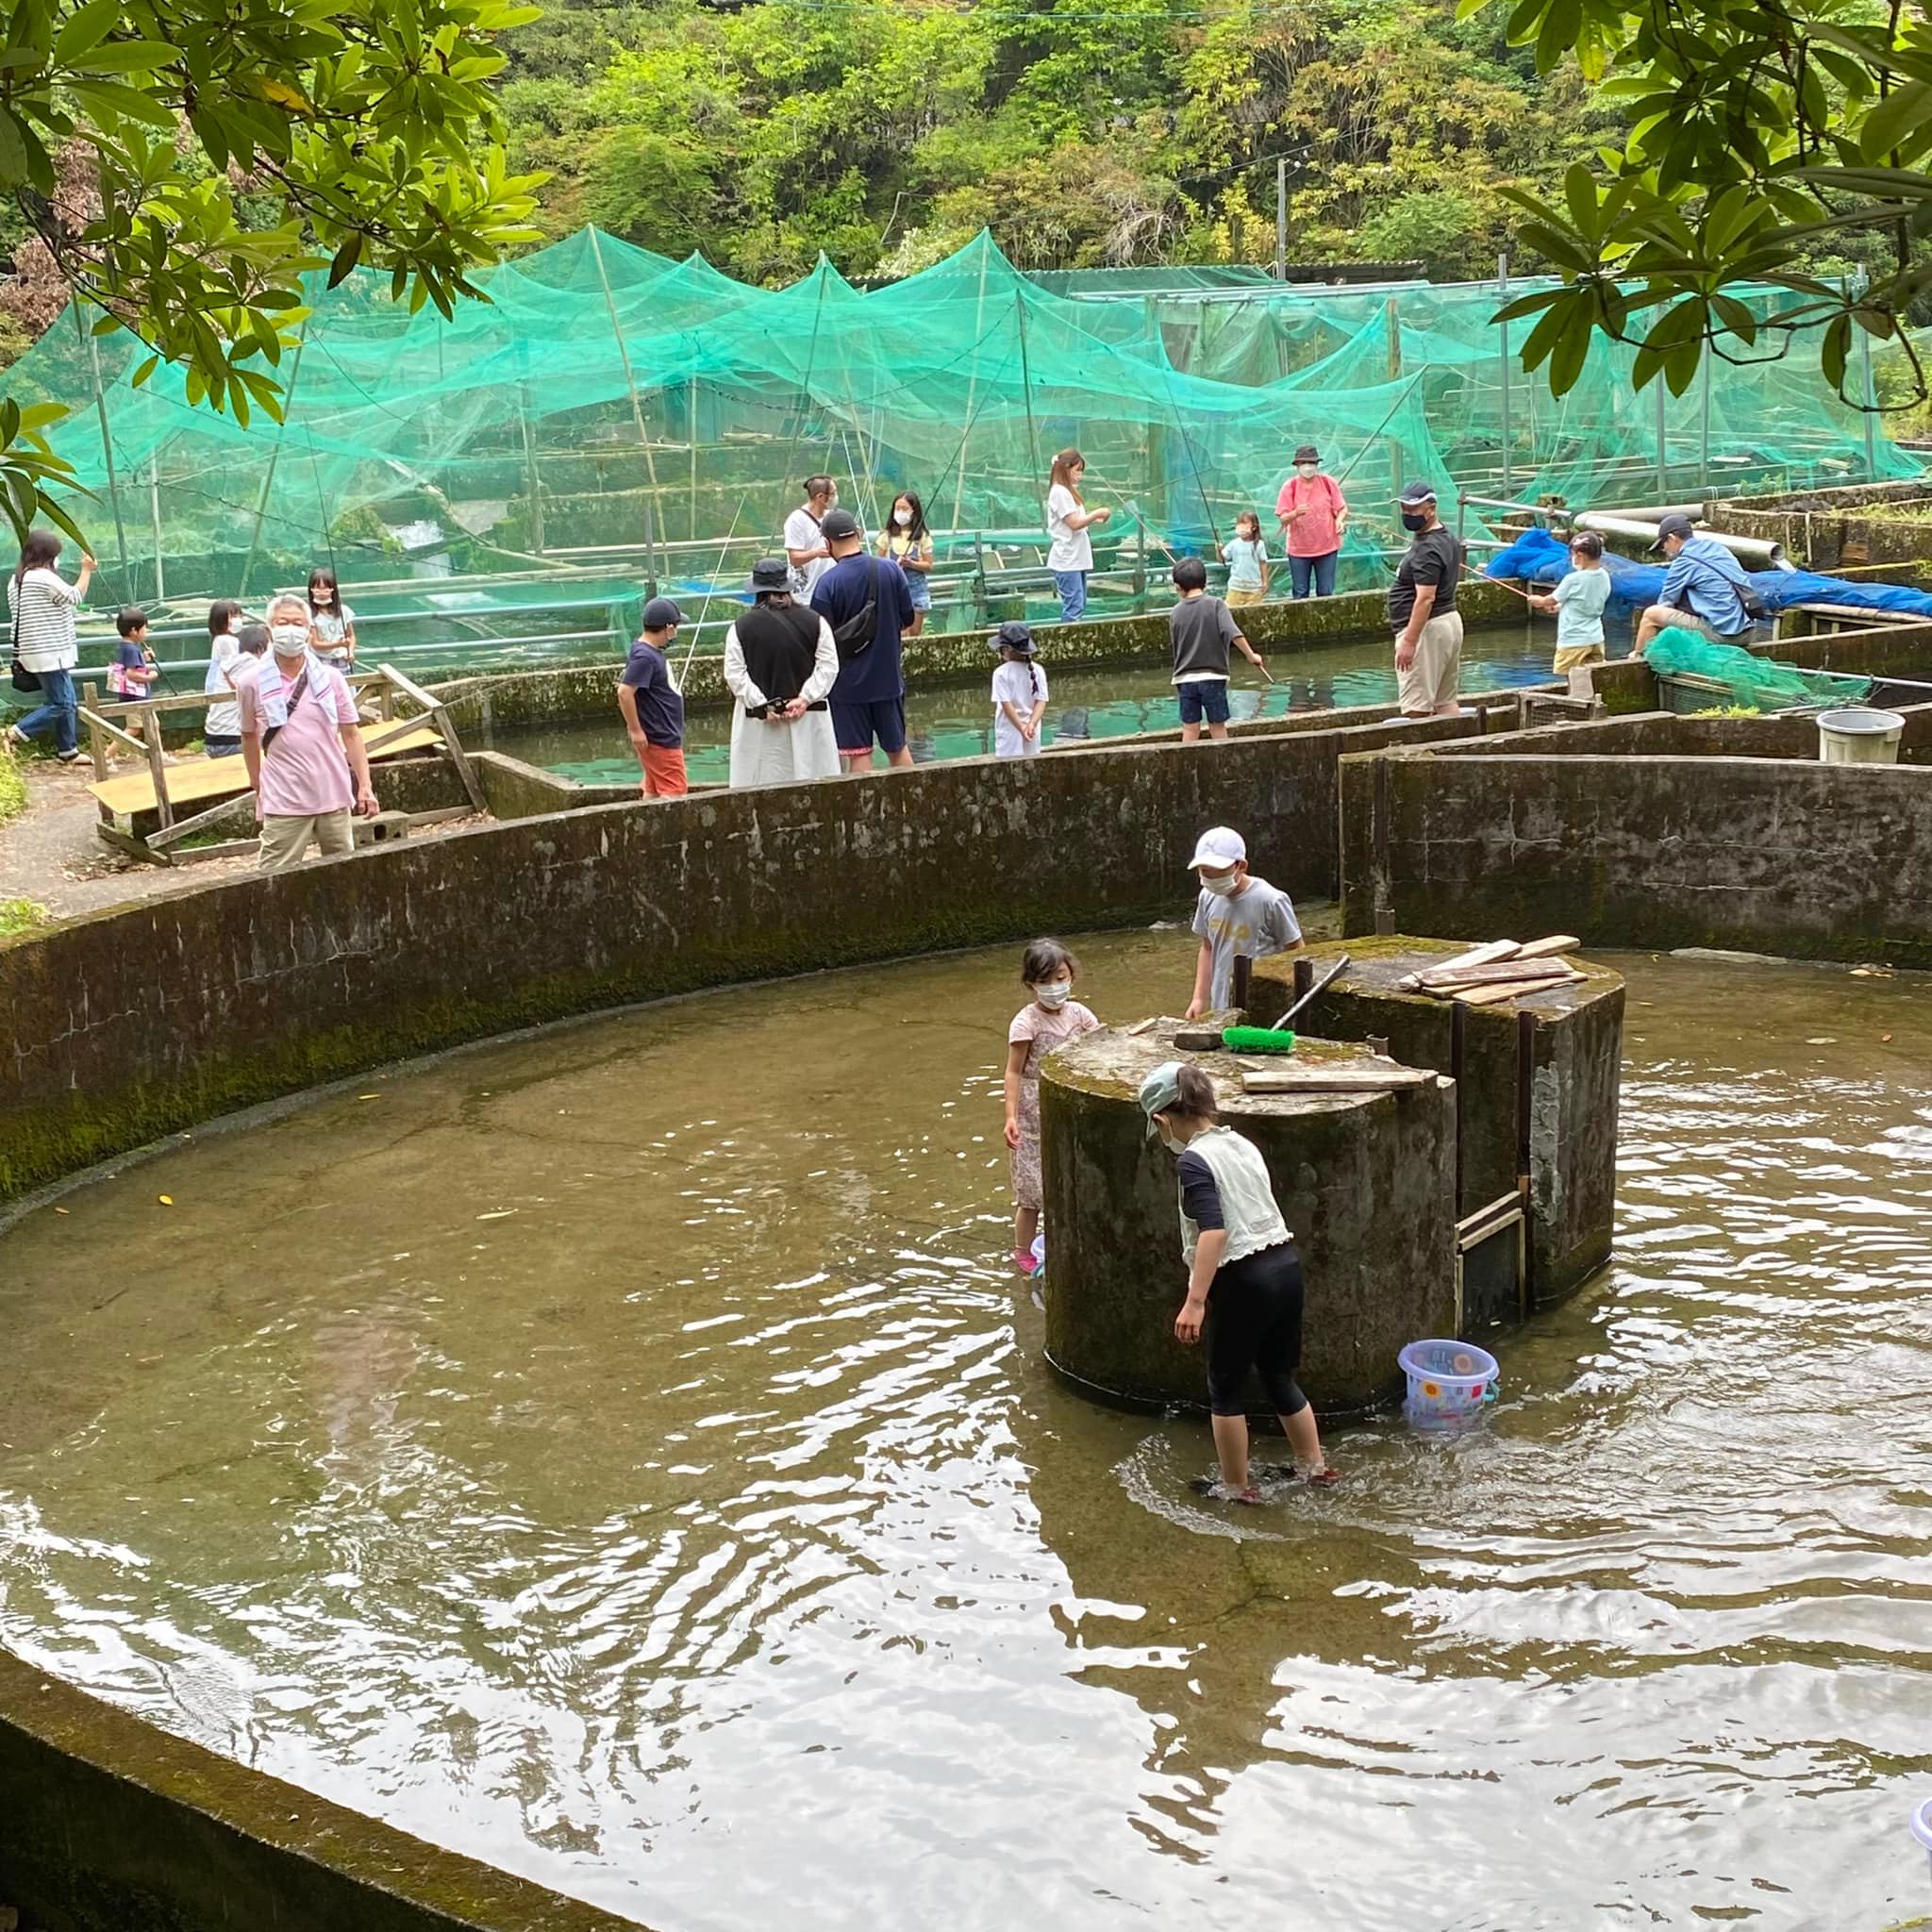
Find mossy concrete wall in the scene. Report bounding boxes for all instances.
[0,1649,644,1932]
[432,577,1525,735]
[2,708,1525,1207]
[1337,709,1932,966]
[1040,1023,1457,1418]
[1713,479,1932,571]
[1247,941,1624,1303]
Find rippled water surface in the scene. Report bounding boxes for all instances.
[489,623,1561,785]
[4,939,1930,1930]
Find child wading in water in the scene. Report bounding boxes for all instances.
[1529,528,1611,700]
[991,620,1048,756]
[1139,1059,1336,1499]
[1003,939,1100,1274]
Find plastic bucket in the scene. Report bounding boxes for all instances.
[1817,707,1904,765]
[1399,1339,1499,1430]
[1912,1794,1932,1886]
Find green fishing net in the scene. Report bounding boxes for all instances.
[1645,626,1874,709]
[7,227,1916,610]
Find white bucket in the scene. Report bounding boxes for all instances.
[1912,1794,1932,1887]
[1817,707,1904,765]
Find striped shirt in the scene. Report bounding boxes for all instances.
[8,567,84,673]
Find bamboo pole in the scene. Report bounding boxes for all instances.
[74,304,132,594]
[588,225,663,583]
[948,242,991,533]
[239,329,308,597]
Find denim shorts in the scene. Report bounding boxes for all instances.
[1176,679,1231,725]
[905,572,932,612]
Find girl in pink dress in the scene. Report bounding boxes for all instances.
[1002,939,1101,1274]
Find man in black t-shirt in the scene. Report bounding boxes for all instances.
[1388,480,1464,718]
[616,596,688,796]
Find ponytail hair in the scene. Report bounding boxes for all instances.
[1173,1063,1219,1122]
[1049,447,1086,506]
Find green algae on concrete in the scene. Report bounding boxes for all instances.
[1040,1019,1457,1418]
[1247,939,1626,1304]
[0,1648,648,1932]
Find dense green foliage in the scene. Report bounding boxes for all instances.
[501,0,1618,284]
[0,0,543,544]
[1470,0,1932,403]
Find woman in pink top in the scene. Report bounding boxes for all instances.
[238,593,379,872]
[1274,443,1348,599]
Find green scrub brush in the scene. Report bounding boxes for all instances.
[1220,953,1351,1055]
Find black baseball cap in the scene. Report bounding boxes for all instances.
[641,596,683,629]
[1398,479,1439,507]
[1648,511,1697,552]
[820,508,862,541]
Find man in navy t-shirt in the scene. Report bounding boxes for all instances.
[811,508,916,772]
[616,596,688,797]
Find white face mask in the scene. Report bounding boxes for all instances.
[1156,1120,1180,1153]
[1199,869,1241,897]
[311,587,334,604]
[270,623,309,654]
[1296,462,1318,476]
[1034,980,1073,1009]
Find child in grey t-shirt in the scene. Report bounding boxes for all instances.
[1183,824,1304,1016]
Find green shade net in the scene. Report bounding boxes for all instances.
[8,228,1920,617]
[1645,626,1874,709]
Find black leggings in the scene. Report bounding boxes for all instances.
[1206,1241,1307,1418]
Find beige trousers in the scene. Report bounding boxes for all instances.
[258,809,355,872]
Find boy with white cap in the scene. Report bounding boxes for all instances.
[1184,825,1303,1019]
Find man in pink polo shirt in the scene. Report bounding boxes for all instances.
[238,592,379,872]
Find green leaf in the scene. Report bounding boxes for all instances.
[73,40,176,73]
[1862,82,1932,164]
[326,231,362,288]
[129,354,158,389]
[52,0,119,65]
[1822,313,1851,394]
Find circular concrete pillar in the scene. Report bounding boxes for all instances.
[1040,1024,1457,1419]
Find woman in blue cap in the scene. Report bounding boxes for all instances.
[1139,1058,1337,1500]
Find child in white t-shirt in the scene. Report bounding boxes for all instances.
[991,620,1048,757]
[1529,529,1612,700]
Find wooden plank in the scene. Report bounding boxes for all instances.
[86,723,440,816]
[149,790,258,850]
[1513,934,1582,960]
[375,660,444,715]
[429,702,487,814]
[1242,1066,1436,1094]
[93,821,175,868]
[172,836,262,865]
[1397,939,1520,989]
[1419,959,1574,991]
[1447,975,1582,1008]
[76,705,147,756]
[142,707,173,831]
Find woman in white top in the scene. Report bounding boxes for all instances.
[307,565,356,668]
[5,529,95,763]
[1045,447,1109,623]
[1139,1058,1337,1501]
[201,599,248,758]
[722,557,841,789]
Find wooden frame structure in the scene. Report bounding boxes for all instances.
[81,662,485,866]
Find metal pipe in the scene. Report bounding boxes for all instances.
[1573,511,1786,566]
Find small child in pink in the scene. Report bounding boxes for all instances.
[1003,938,1101,1274]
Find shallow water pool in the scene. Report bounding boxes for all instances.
[2,937,1929,1928]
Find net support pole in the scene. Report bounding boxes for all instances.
[1496,254,1513,498]
[519,384,545,555]
[948,242,991,535]
[73,304,132,595]
[1859,321,1879,483]
[238,329,308,598]
[147,453,164,603]
[1654,376,1669,497]
[1014,289,1044,531]
[588,225,662,585]
[1386,296,1405,504]
[1698,351,1712,499]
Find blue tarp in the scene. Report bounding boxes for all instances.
[1483,525,1932,620]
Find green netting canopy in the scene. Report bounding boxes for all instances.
[8,228,1919,612]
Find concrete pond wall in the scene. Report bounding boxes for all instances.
[1337,706,1932,966]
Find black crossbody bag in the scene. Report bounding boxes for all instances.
[830,557,879,660]
[8,588,41,693]
[260,668,309,753]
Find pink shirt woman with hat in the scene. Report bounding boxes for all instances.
[1274,445,1349,599]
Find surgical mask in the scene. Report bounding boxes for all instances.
[1156,1121,1180,1153]
[1199,869,1240,897]
[1034,980,1073,1009]
[1295,462,1318,477]
[1402,509,1431,532]
[311,587,334,603]
[270,623,309,653]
